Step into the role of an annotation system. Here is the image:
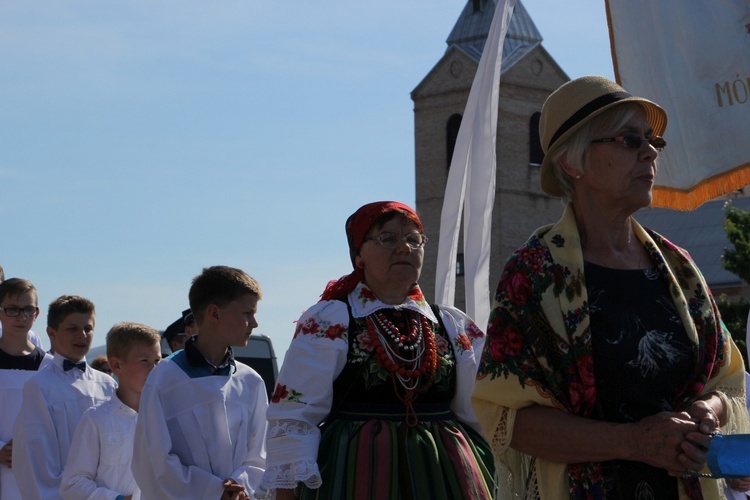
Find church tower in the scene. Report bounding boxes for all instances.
[412,0,569,309]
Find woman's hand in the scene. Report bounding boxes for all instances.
[220,479,248,500]
[676,430,713,475]
[727,477,750,492]
[510,404,712,475]
[629,411,700,474]
[685,398,721,435]
[0,440,11,468]
[676,396,724,474]
[274,489,298,500]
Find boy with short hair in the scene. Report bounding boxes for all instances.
[132,266,268,499]
[13,295,117,500]
[0,278,52,498]
[0,268,44,348]
[61,322,161,500]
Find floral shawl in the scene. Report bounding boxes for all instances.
[471,204,748,500]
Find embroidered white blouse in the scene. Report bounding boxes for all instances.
[258,282,486,493]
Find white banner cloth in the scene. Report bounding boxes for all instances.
[435,0,516,330]
[607,0,750,210]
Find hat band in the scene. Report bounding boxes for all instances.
[547,91,631,150]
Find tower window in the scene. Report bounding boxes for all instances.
[456,253,465,276]
[446,114,462,170]
[529,112,544,167]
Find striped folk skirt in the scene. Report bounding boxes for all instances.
[300,403,495,500]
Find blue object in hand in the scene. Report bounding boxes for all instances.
[707,434,750,478]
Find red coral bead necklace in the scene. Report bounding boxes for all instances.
[366,311,437,390]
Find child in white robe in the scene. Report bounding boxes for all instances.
[0,278,52,499]
[13,295,116,500]
[132,266,268,499]
[61,322,161,500]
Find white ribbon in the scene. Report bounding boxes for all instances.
[435,0,517,330]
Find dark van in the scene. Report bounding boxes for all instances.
[232,333,279,400]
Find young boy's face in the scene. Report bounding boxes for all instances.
[112,342,161,392]
[216,293,259,348]
[47,312,95,362]
[0,291,39,336]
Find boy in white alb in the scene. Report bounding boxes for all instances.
[132,266,268,499]
[0,278,52,499]
[61,322,161,500]
[13,295,117,500]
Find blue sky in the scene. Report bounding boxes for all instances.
[0,1,613,361]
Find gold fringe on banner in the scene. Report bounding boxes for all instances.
[652,163,750,211]
[607,0,750,212]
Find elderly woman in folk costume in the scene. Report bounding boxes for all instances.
[258,201,494,499]
[472,76,749,499]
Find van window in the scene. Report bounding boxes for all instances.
[232,334,279,401]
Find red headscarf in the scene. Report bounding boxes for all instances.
[320,201,423,301]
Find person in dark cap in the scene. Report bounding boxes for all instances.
[162,309,197,356]
[183,309,199,338]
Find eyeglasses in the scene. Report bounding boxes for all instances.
[365,232,428,249]
[0,306,39,318]
[591,134,666,151]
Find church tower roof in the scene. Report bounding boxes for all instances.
[446,0,542,70]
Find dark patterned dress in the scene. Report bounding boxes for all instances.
[586,262,694,499]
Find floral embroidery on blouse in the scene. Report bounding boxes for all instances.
[293,316,348,342]
[356,286,378,305]
[407,287,426,304]
[454,333,472,353]
[465,321,483,341]
[271,383,307,405]
[451,320,483,355]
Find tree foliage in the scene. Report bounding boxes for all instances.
[721,202,750,284]
[719,202,750,370]
[716,295,750,371]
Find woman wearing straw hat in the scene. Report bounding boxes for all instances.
[472,76,748,499]
[258,201,494,499]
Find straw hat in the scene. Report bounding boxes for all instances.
[539,75,668,197]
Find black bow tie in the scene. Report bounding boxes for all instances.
[63,359,87,372]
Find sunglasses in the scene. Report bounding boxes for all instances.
[591,134,666,151]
